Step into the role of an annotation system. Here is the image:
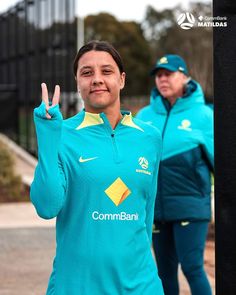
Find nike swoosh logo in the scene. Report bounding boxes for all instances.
[79,156,98,163]
[181,221,190,226]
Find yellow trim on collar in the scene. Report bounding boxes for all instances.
[75,112,104,130]
[121,114,144,132]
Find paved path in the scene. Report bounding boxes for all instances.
[0,203,215,294]
[0,203,55,229]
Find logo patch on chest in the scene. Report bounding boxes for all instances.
[178,119,192,131]
[105,177,131,206]
[79,156,98,163]
[136,157,151,175]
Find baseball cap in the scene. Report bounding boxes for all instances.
[150,54,188,76]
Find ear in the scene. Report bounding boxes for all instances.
[120,72,126,90]
[182,73,189,82]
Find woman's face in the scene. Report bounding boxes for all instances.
[75,50,125,113]
[155,69,187,101]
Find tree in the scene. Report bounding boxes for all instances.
[142,2,213,101]
[84,13,152,96]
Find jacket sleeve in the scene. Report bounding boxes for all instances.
[30,102,67,219]
[145,131,162,244]
[201,107,214,171]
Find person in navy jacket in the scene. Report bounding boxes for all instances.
[136,54,213,295]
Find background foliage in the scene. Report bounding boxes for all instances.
[0,141,24,202]
[84,2,213,101]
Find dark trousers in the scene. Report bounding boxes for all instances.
[153,221,212,295]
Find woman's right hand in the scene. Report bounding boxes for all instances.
[41,83,60,119]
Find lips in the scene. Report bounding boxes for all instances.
[159,86,169,91]
[90,89,108,93]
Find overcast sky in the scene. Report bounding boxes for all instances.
[0,0,210,22]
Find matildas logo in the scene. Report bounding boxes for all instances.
[136,157,151,176]
[138,157,149,169]
[158,57,168,65]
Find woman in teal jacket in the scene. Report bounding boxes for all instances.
[136,54,213,295]
[30,41,164,295]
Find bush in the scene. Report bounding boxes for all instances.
[0,140,25,202]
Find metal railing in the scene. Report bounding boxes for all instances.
[0,0,77,155]
[0,84,19,142]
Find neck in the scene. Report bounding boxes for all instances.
[166,96,178,106]
[106,110,123,129]
[166,90,184,106]
[85,103,122,129]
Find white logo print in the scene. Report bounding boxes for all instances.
[136,157,151,175]
[79,156,98,163]
[92,211,139,221]
[178,119,192,131]
[181,221,190,226]
[138,157,149,170]
[177,13,227,29]
[177,12,195,30]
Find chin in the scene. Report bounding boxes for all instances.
[93,99,110,108]
[161,91,171,98]
[86,102,110,112]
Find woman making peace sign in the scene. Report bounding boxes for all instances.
[30,40,164,295]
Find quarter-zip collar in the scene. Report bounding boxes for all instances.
[75,110,143,132]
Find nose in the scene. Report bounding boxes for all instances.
[157,73,167,81]
[92,72,104,85]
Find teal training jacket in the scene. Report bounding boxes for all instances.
[30,102,164,295]
[136,80,214,222]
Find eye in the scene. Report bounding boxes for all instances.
[103,69,112,75]
[81,70,92,76]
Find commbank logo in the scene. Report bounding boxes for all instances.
[105,177,131,206]
[91,178,138,222]
[177,12,195,30]
[92,211,138,221]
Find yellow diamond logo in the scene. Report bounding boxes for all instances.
[105,177,131,206]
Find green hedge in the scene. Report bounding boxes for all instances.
[0,141,25,202]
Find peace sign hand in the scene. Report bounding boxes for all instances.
[41,83,60,119]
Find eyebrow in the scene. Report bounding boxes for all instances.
[79,64,115,71]
[101,64,114,68]
[79,66,92,72]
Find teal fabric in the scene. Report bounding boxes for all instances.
[136,80,214,221]
[143,80,213,163]
[30,102,164,295]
